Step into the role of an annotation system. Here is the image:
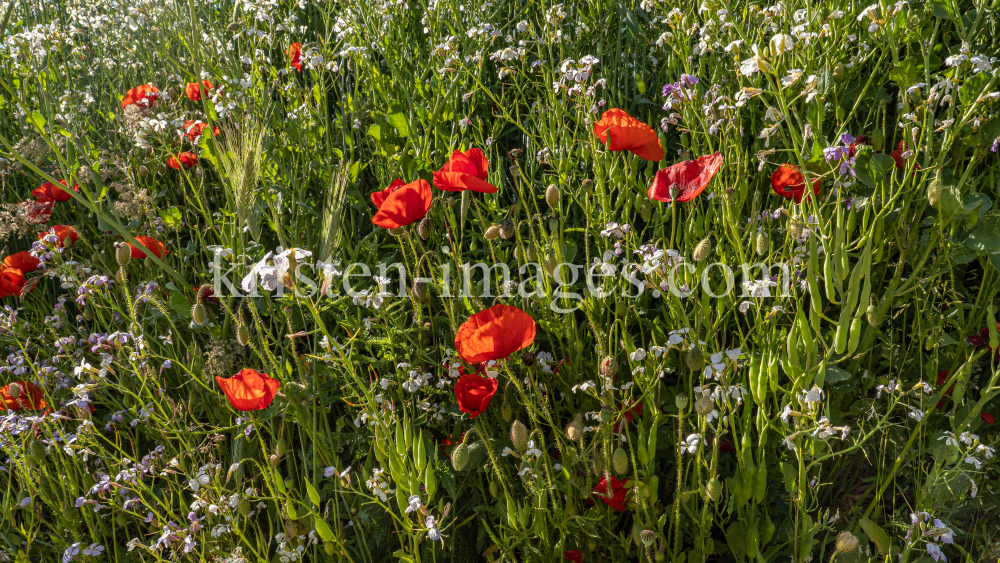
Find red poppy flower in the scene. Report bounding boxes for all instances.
[770,164,821,204]
[433,148,497,193]
[167,152,198,169]
[594,108,664,162]
[889,140,917,170]
[0,381,46,411]
[648,152,723,202]
[0,267,27,298]
[193,285,218,304]
[3,251,40,274]
[24,199,53,225]
[127,236,166,259]
[564,550,583,562]
[215,368,281,411]
[121,84,159,109]
[32,180,79,203]
[454,304,536,364]
[613,401,643,432]
[183,120,221,142]
[592,475,629,511]
[39,225,78,248]
[847,134,870,158]
[983,412,995,424]
[454,371,499,419]
[288,42,303,72]
[185,80,214,101]
[371,179,433,229]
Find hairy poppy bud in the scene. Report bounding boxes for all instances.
[686,347,706,372]
[675,393,689,410]
[565,415,583,442]
[388,227,405,236]
[411,279,430,301]
[417,216,432,240]
[236,325,251,346]
[451,443,470,471]
[543,250,557,276]
[866,302,880,326]
[500,217,515,239]
[692,236,712,262]
[275,438,287,457]
[833,61,845,82]
[139,165,149,178]
[115,243,131,267]
[545,184,560,209]
[835,531,859,553]
[269,454,280,467]
[510,420,528,452]
[191,303,207,326]
[756,231,768,256]
[927,180,943,207]
[489,480,499,498]
[8,382,22,399]
[500,397,513,422]
[227,21,241,32]
[520,351,536,366]
[788,218,803,241]
[484,225,501,240]
[600,356,618,378]
[705,478,722,502]
[612,446,629,474]
[694,396,715,416]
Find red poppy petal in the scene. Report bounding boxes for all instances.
[372,180,433,228]
[648,152,723,202]
[464,148,490,179]
[371,179,407,208]
[433,171,498,193]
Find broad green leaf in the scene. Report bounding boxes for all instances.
[859,517,891,555]
[386,111,411,138]
[824,366,852,383]
[959,71,990,107]
[937,184,963,219]
[965,211,1000,253]
[160,206,183,228]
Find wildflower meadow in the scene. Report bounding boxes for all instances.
[2,0,1000,561]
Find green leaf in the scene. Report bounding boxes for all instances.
[26,110,46,132]
[386,111,411,138]
[961,192,992,216]
[854,148,893,189]
[927,0,955,20]
[803,141,827,176]
[859,517,891,556]
[824,366,852,383]
[938,184,963,219]
[168,291,191,318]
[160,206,183,229]
[965,211,1000,253]
[959,71,991,107]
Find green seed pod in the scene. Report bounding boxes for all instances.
[191,303,207,325]
[694,396,715,416]
[612,447,629,474]
[686,347,706,372]
[8,382,22,399]
[460,189,471,227]
[548,217,559,233]
[489,480,499,498]
[546,184,560,209]
[510,420,529,452]
[705,478,723,502]
[499,217,515,239]
[451,443,470,471]
[871,128,884,151]
[286,500,298,520]
[324,542,335,556]
[315,517,335,542]
[268,454,281,467]
[543,250,557,276]
[236,325,251,346]
[501,398,513,422]
[675,393,689,410]
[115,243,131,267]
[833,62,845,82]
[755,231,768,256]
[484,225,501,240]
[388,226,405,236]
[417,216,431,240]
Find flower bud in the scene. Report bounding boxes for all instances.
[927,180,943,207]
[692,236,712,262]
[417,216,432,240]
[275,438,287,457]
[833,61,845,82]
[115,243,131,267]
[545,184,560,209]
[236,325,251,346]
[227,21,241,32]
[499,217,515,240]
[600,356,619,379]
[29,439,46,463]
[788,218,803,240]
[451,443,470,471]
[488,480,499,498]
[866,302,881,327]
[705,478,723,502]
[138,165,149,178]
[510,420,529,452]
[685,347,706,372]
[484,225,501,240]
[191,303,207,326]
[411,279,431,301]
[565,415,583,442]
[501,398,513,423]
[755,231,768,256]
[8,382,22,399]
[612,446,629,474]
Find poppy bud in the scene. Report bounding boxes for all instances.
[591,453,605,476]
[675,393,689,410]
[599,356,618,378]
[269,454,281,467]
[927,180,943,207]
[833,62,845,82]
[866,301,881,326]
[499,217,515,239]
[417,216,432,240]
[236,325,251,346]
[275,438,287,457]
[686,347,706,372]
[8,382,22,399]
[755,231,768,256]
[705,478,722,502]
[411,279,430,301]
[510,420,529,452]
[157,164,167,175]
[484,225,501,240]
[115,243,131,267]
[29,439,46,463]
[694,396,715,416]
[835,531,859,553]
[388,227,405,236]
[548,217,559,233]
[543,250,557,276]
[565,415,583,442]
[582,179,595,193]
[451,443,470,471]
[227,21,241,32]
[668,183,680,200]
[788,218,803,240]
[545,184,560,209]
[139,165,149,178]
[611,446,629,474]
[692,236,712,262]
[500,398,513,422]
[191,303,207,325]
[489,480,499,498]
